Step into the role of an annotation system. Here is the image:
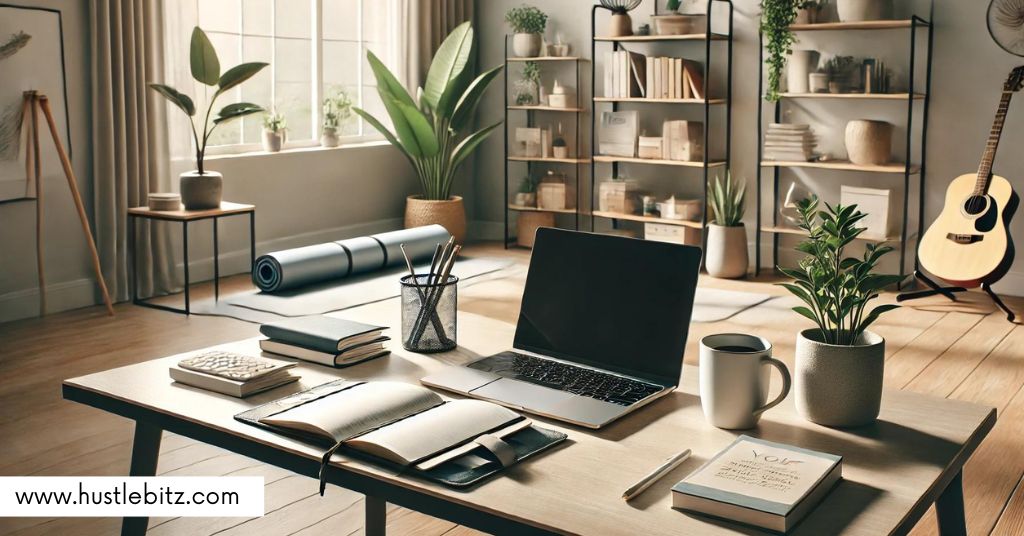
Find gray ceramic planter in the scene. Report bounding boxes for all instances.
[795,328,884,427]
[179,170,223,210]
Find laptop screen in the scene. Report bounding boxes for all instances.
[513,228,701,387]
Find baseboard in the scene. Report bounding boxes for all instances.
[0,278,98,324]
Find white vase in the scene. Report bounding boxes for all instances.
[787,51,813,94]
[845,120,893,165]
[512,33,541,57]
[320,127,339,148]
[705,223,748,279]
[809,73,830,93]
[178,170,223,210]
[837,0,892,22]
[795,329,885,427]
[262,129,285,152]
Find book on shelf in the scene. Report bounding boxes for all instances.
[236,379,567,489]
[260,338,389,367]
[599,110,639,157]
[169,350,299,398]
[683,60,705,99]
[662,120,704,161]
[764,123,816,161]
[672,435,842,533]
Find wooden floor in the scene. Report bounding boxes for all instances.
[1,242,1023,536]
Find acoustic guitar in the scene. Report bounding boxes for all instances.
[918,66,1023,288]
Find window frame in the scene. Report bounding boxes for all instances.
[204,0,381,156]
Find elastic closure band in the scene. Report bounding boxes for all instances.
[474,434,517,467]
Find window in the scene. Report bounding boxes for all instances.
[189,0,399,154]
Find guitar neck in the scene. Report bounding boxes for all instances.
[976,91,1013,194]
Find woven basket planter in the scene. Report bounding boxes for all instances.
[405,195,466,244]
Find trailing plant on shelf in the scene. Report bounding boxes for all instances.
[776,196,904,346]
[149,27,267,172]
[505,5,548,34]
[710,173,746,227]
[760,0,813,101]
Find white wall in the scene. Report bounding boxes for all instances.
[472,0,1024,296]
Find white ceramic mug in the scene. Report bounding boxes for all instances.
[699,333,792,429]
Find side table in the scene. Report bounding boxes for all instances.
[128,202,255,315]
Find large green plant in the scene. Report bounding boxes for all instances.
[354,22,502,200]
[777,196,904,346]
[150,27,267,174]
[505,5,548,34]
[709,173,745,227]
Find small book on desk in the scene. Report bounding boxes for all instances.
[672,435,842,533]
[170,350,299,398]
[236,379,567,490]
[259,316,390,367]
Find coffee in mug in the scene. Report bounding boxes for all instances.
[699,333,791,429]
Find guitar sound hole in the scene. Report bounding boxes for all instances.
[963,195,989,216]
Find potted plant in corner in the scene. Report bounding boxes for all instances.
[321,90,352,148]
[353,22,503,243]
[777,196,904,427]
[149,27,267,210]
[505,5,547,57]
[262,111,286,152]
[706,173,748,279]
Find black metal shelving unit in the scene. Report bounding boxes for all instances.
[755,9,935,283]
[589,0,733,248]
[503,37,588,248]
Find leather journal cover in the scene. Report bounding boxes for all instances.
[235,379,567,489]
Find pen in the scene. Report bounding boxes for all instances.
[621,448,692,501]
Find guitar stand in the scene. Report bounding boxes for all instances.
[897,271,1016,323]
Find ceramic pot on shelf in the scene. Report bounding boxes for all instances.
[845,120,893,165]
[179,170,223,210]
[512,33,542,57]
[608,12,633,37]
[705,223,748,279]
[795,329,885,427]
[320,127,339,148]
[262,129,285,152]
[809,73,830,93]
[837,0,892,22]
[787,51,813,94]
[405,195,467,244]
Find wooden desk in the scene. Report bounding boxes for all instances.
[63,297,995,536]
[128,202,255,314]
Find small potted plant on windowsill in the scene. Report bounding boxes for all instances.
[148,27,267,210]
[505,5,547,57]
[262,111,286,153]
[706,173,748,279]
[778,196,904,427]
[321,90,352,148]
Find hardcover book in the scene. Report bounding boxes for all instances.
[672,435,842,533]
[259,315,387,354]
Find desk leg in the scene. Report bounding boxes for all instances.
[365,495,386,536]
[249,211,256,273]
[936,471,967,536]
[129,216,137,304]
[182,221,190,315]
[122,421,162,536]
[212,216,219,302]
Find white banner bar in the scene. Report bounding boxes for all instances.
[0,477,265,517]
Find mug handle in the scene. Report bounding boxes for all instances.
[752,357,792,417]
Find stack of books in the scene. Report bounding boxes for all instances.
[169,350,299,398]
[259,316,390,368]
[603,49,704,100]
[763,123,817,162]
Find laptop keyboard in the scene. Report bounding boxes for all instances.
[469,352,663,406]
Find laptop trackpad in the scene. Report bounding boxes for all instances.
[470,378,576,414]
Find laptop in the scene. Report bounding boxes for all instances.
[422,228,701,428]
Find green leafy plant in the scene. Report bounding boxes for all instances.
[353,22,503,200]
[760,0,802,102]
[709,173,746,227]
[505,5,548,34]
[322,90,353,130]
[522,61,541,84]
[666,0,683,12]
[149,27,268,174]
[263,111,286,133]
[518,175,537,193]
[824,55,859,88]
[777,196,904,346]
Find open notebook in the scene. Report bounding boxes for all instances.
[236,379,566,491]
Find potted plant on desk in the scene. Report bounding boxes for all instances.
[777,196,904,427]
[706,173,748,279]
[354,22,502,244]
[148,27,268,209]
[505,5,547,57]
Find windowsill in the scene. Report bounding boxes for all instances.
[204,140,392,162]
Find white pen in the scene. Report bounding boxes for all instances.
[622,448,692,501]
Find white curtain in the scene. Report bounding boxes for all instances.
[91,0,178,301]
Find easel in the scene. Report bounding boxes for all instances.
[21,90,114,316]
[897,271,1016,323]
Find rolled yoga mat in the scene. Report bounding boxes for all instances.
[253,224,451,292]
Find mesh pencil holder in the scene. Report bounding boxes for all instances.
[400,274,458,353]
